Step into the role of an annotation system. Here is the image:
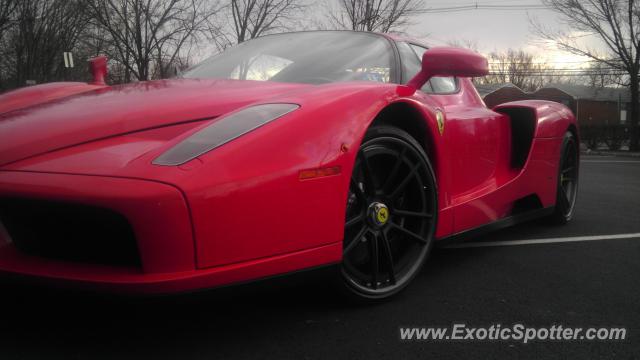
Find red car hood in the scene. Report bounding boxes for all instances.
[0,79,309,166]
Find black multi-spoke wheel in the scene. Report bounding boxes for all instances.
[340,126,437,300]
[549,131,579,224]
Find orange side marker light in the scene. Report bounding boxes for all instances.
[299,166,342,180]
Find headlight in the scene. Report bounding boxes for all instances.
[153,103,299,166]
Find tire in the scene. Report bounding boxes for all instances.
[337,126,438,302]
[549,131,579,224]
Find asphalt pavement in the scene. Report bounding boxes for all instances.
[0,155,639,359]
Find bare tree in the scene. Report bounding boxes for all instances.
[535,0,640,150]
[0,0,17,35]
[0,0,17,90]
[583,60,624,88]
[0,0,89,89]
[87,0,221,82]
[224,0,305,45]
[477,49,550,92]
[328,0,424,33]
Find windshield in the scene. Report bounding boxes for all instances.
[183,31,394,85]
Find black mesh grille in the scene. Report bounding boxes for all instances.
[0,198,140,267]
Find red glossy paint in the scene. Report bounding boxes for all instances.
[0,82,107,115]
[0,31,577,294]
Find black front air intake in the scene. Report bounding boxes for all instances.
[0,198,140,267]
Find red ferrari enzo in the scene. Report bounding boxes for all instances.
[0,31,578,300]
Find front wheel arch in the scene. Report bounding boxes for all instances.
[369,101,438,171]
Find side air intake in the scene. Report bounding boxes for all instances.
[495,107,536,169]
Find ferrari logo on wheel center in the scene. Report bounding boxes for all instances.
[368,202,390,227]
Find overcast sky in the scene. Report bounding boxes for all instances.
[401,0,605,67]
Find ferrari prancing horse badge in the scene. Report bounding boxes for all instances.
[436,110,445,135]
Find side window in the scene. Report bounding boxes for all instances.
[397,42,421,80]
[408,44,458,94]
[397,42,433,92]
[430,76,458,93]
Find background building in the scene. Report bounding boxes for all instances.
[534,84,629,126]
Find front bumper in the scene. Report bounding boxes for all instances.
[0,171,341,294]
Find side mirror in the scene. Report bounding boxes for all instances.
[407,47,488,90]
[89,56,108,85]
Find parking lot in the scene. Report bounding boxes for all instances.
[1,155,639,359]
